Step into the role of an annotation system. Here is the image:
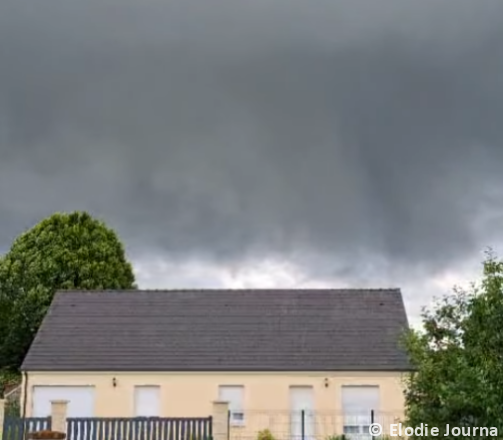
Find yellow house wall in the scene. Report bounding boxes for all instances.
[23,371,406,438]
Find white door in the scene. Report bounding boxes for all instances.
[32,386,95,418]
[341,386,380,440]
[290,386,314,440]
[134,386,161,417]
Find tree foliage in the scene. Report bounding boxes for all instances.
[0,211,136,371]
[403,251,503,439]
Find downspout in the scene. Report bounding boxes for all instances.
[22,371,28,417]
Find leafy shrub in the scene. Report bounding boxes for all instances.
[5,398,20,417]
[326,435,347,440]
[257,429,275,440]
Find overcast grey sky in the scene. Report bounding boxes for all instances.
[1,0,503,322]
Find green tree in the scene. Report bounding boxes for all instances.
[403,251,503,439]
[0,211,136,371]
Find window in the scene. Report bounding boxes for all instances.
[341,386,380,440]
[218,385,244,425]
[134,386,161,417]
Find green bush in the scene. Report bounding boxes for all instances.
[5,398,20,417]
[257,429,275,440]
[326,435,347,440]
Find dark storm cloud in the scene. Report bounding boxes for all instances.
[1,0,503,276]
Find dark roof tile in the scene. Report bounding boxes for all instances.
[21,288,410,371]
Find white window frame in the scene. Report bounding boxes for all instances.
[218,385,245,426]
[341,385,380,439]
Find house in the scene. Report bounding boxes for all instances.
[20,289,410,438]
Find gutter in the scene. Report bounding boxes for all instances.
[22,371,28,418]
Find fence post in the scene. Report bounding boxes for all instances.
[370,410,375,440]
[212,401,229,440]
[0,398,5,440]
[50,400,68,434]
[301,410,305,440]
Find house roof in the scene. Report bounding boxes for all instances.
[21,288,410,372]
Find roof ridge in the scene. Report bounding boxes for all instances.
[56,287,401,293]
